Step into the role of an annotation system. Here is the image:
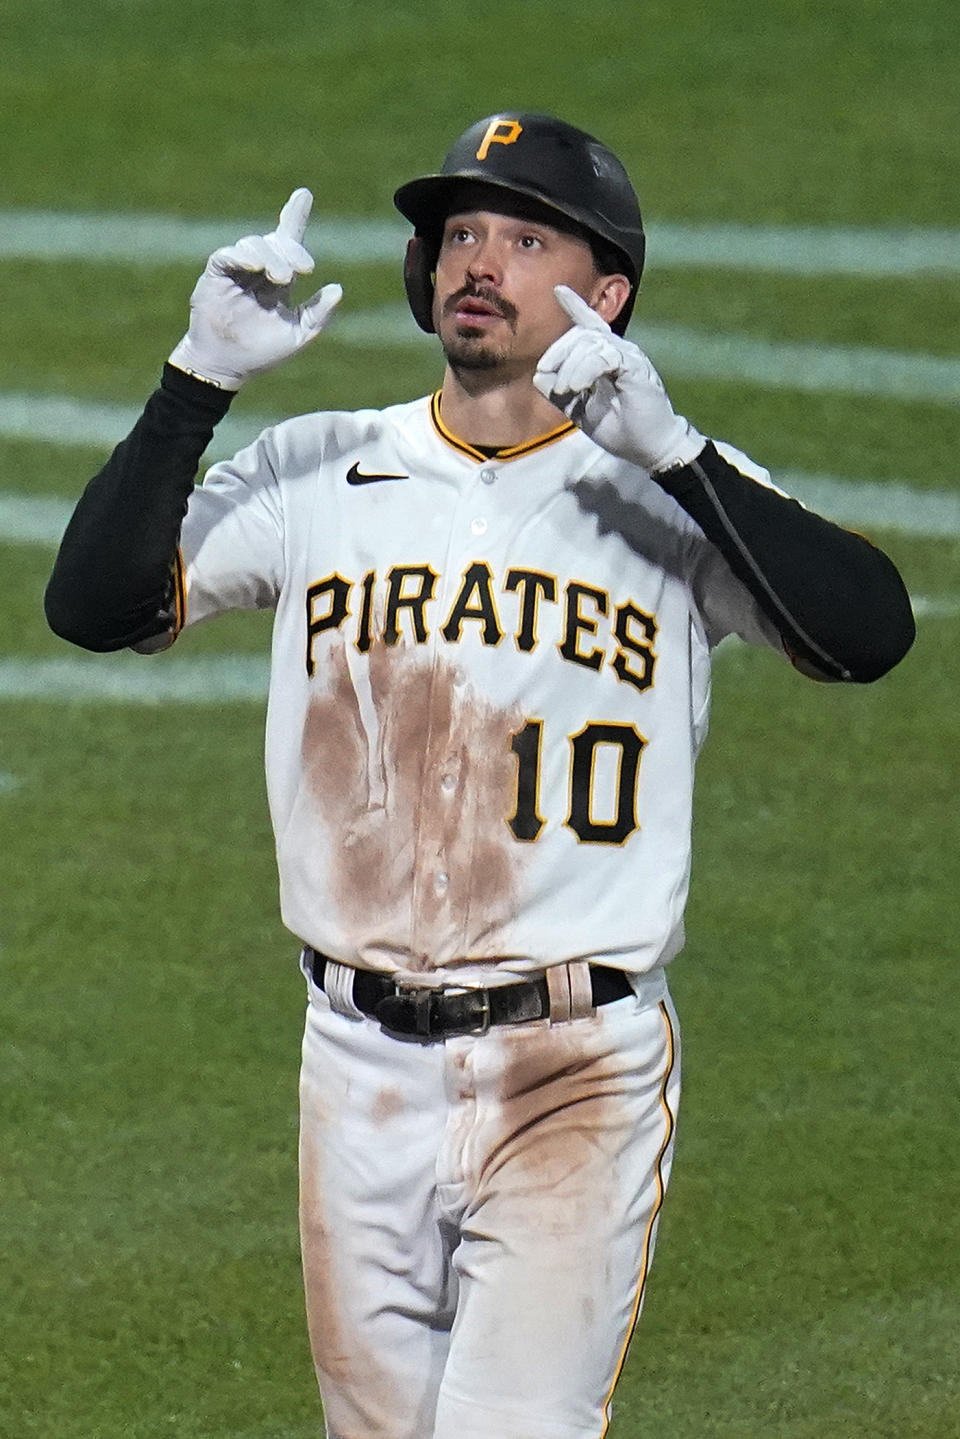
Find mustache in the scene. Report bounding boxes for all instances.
[444,284,518,326]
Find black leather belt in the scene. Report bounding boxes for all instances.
[306,948,632,1040]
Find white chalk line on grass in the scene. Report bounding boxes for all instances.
[336,303,960,408]
[2,595,955,706]
[0,212,408,267]
[0,311,956,464]
[0,654,271,704]
[911,594,960,618]
[771,475,960,540]
[3,469,960,550]
[0,391,272,463]
[637,320,960,405]
[0,491,74,544]
[3,210,960,277]
[343,305,960,408]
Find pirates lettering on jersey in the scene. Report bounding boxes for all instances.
[305,562,658,691]
[441,562,504,646]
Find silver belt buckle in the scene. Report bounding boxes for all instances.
[437,983,491,1037]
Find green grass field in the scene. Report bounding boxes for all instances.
[2,1,959,1435]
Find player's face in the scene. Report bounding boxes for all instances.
[432,208,624,377]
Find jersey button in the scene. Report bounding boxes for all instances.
[471,517,488,536]
[441,774,456,793]
[435,872,449,894]
[479,467,496,485]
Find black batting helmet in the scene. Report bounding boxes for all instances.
[393,112,645,337]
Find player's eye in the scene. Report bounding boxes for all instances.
[518,233,543,250]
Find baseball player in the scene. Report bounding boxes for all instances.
[46,113,914,1439]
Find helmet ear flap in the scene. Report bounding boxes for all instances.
[610,287,636,338]
[403,236,437,334]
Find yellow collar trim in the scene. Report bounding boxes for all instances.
[429,392,576,463]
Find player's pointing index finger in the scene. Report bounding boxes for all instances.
[277,188,314,244]
[554,284,612,333]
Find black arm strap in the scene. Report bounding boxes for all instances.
[44,366,235,652]
[654,442,915,682]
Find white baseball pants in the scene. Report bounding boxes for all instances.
[298,961,680,1439]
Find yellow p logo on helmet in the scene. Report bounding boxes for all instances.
[475,118,524,162]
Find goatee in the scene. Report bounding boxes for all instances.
[440,334,506,371]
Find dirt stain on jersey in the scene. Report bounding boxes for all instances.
[302,640,523,970]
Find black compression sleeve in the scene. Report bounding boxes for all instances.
[44,365,235,652]
[654,442,915,682]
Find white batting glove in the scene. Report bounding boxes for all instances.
[168,188,343,390]
[533,286,705,473]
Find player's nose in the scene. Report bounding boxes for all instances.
[465,237,504,286]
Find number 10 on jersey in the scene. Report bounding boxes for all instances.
[508,719,647,847]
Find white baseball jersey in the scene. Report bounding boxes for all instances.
[178,392,783,983]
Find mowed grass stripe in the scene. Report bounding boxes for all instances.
[337,306,960,407]
[0,654,271,703]
[1,594,954,707]
[5,470,960,550]
[638,321,960,405]
[4,478,960,544]
[0,301,957,472]
[4,210,960,277]
[0,392,273,465]
[3,477,960,549]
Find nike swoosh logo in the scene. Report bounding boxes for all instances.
[346,462,408,486]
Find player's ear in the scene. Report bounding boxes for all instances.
[589,273,631,329]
